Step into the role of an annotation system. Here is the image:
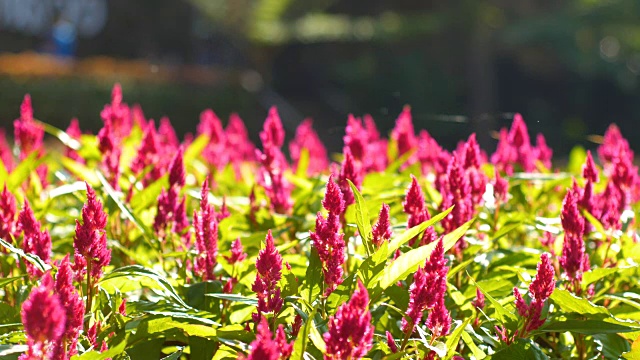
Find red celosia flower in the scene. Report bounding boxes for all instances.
[310,177,346,296]
[460,134,488,204]
[289,118,328,175]
[324,280,374,360]
[344,114,368,162]
[64,118,83,162]
[130,120,164,182]
[418,130,450,177]
[403,239,449,334]
[534,133,553,169]
[73,183,111,282]
[257,107,292,214]
[154,149,189,240]
[386,331,398,353]
[560,187,589,286]
[338,148,362,207]
[193,179,219,281]
[131,104,147,128]
[473,287,485,310]
[225,113,256,177]
[491,114,548,174]
[426,298,451,338]
[0,129,14,171]
[100,83,131,140]
[199,109,226,170]
[224,238,247,265]
[372,203,393,247]
[240,317,291,360]
[493,169,509,203]
[20,273,66,360]
[391,105,417,163]
[583,150,599,183]
[0,184,17,242]
[52,255,85,359]
[119,298,127,316]
[97,119,122,190]
[252,230,283,315]
[402,175,437,245]
[18,201,51,278]
[158,117,180,150]
[512,253,556,336]
[440,155,474,253]
[14,95,44,160]
[168,147,186,188]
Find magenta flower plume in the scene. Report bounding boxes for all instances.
[168,147,186,188]
[534,133,553,169]
[193,179,219,281]
[52,255,85,359]
[386,331,398,353]
[289,119,328,175]
[100,83,131,140]
[402,175,437,245]
[344,114,368,161]
[337,148,362,207]
[225,113,256,165]
[199,109,226,169]
[324,280,374,360]
[372,203,393,247]
[224,238,247,265]
[391,105,417,161]
[439,156,473,253]
[240,317,292,360]
[473,288,485,310]
[583,151,599,183]
[0,184,17,241]
[310,176,346,296]
[252,230,284,315]
[97,119,122,189]
[17,201,51,278]
[512,253,555,336]
[403,239,449,334]
[599,182,622,230]
[491,113,542,173]
[0,129,14,171]
[461,134,488,204]
[426,298,451,338]
[64,118,83,163]
[130,120,162,180]
[257,107,292,214]
[560,188,588,288]
[158,117,180,150]
[598,124,633,167]
[14,94,44,160]
[418,130,450,176]
[73,183,111,282]
[154,148,189,240]
[132,103,147,128]
[493,169,509,203]
[20,273,66,360]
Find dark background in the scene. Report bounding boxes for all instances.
[1,0,639,156]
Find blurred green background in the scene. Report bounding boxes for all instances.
[1,0,640,155]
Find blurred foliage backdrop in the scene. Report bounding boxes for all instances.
[1,0,640,155]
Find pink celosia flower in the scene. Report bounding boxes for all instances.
[18,201,51,278]
[14,95,44,160]
[493,169,509,203]
[417,129,450,177]
[473,288,485,310]
[193,179,219,281]
[52,255,84,359]
[560,187,589,286]
[541,231,555,251]
[386,331,398,353]
[491,114,549,174]
[289,119,328,175]
[426,298,451,338]
[100,84,131,140]
[403,175,437,245]
[20,273,66,360]
[73,183,111,282]
[119,298,127,316]
[130,120,163,182]
[534,134,553,169]
[225,113,256,176]
[461,134,488,204]
[64,118,83,162]
[583,150,599,183]
[598,182,622,231]
[512,253,556,336]
[158,117,180,150]
[597,124,632,166]
[257,107,292,214]
[0,129,14,171]
[344,114,368,162]
[439,155,473,253]
[403,239,448,333]
[97,119,122,190]
[131,104,147,128]
[0,184,17,242]
[338,148,362,207]
[199,109,226,170]
[324,280,374,360]
[168,147,186,188]
[310,177,346,296]
[240,317,292,360]
[252,230,283,315]
[224,238,247,265]
[391,106,417,163]
[372,203,393,247]
[154,149,189,239]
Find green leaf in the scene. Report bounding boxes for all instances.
[383,206,453,259]
[161,349,184,360]
[594,333,631,360]
[205,293,258,306]
[538,320,640,335]
[73,335,128,359]
[130,174,168,212]
[623,335,640,360]
[308,317,327,354]
[583,210,606,236]
[61,157,100,185]
[582,267,620,287]
[468,276,518,325]
[292,306,319,359]
[40,121,81,150]
[100,265,191,309]
[492,338,549,360]
[445,319,470,360]
[0,275,25,289]
[7,152,45,190]
[184,134,210,164]
[550,288,609,316]
[296,148,310,177]
[348,179,373,256]
[378,218,471,290]
[0,238,50,274]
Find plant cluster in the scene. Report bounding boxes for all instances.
[1,85,640,359]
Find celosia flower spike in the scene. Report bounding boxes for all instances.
[372,203,393,247]
[324,280,374,360]
[338,148,362,207]
[168,146,186,188]
[193,179,219,281]
[18,201,52,278]
[52,255,84,359]
[224,238,247,265]
[391,105,417,160]
[583,151,599,183]
[20,273,66,360]
[0,184,17,241]
[240,316,292,360]
[252,230,283,315]
[289,118,329,175]
[560,186,588,287]
[73,183,111,282]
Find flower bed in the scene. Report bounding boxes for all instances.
[0,84,639,359]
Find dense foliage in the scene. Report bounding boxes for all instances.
[1,84,640,359]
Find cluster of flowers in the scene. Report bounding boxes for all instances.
[1,83,639,359]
